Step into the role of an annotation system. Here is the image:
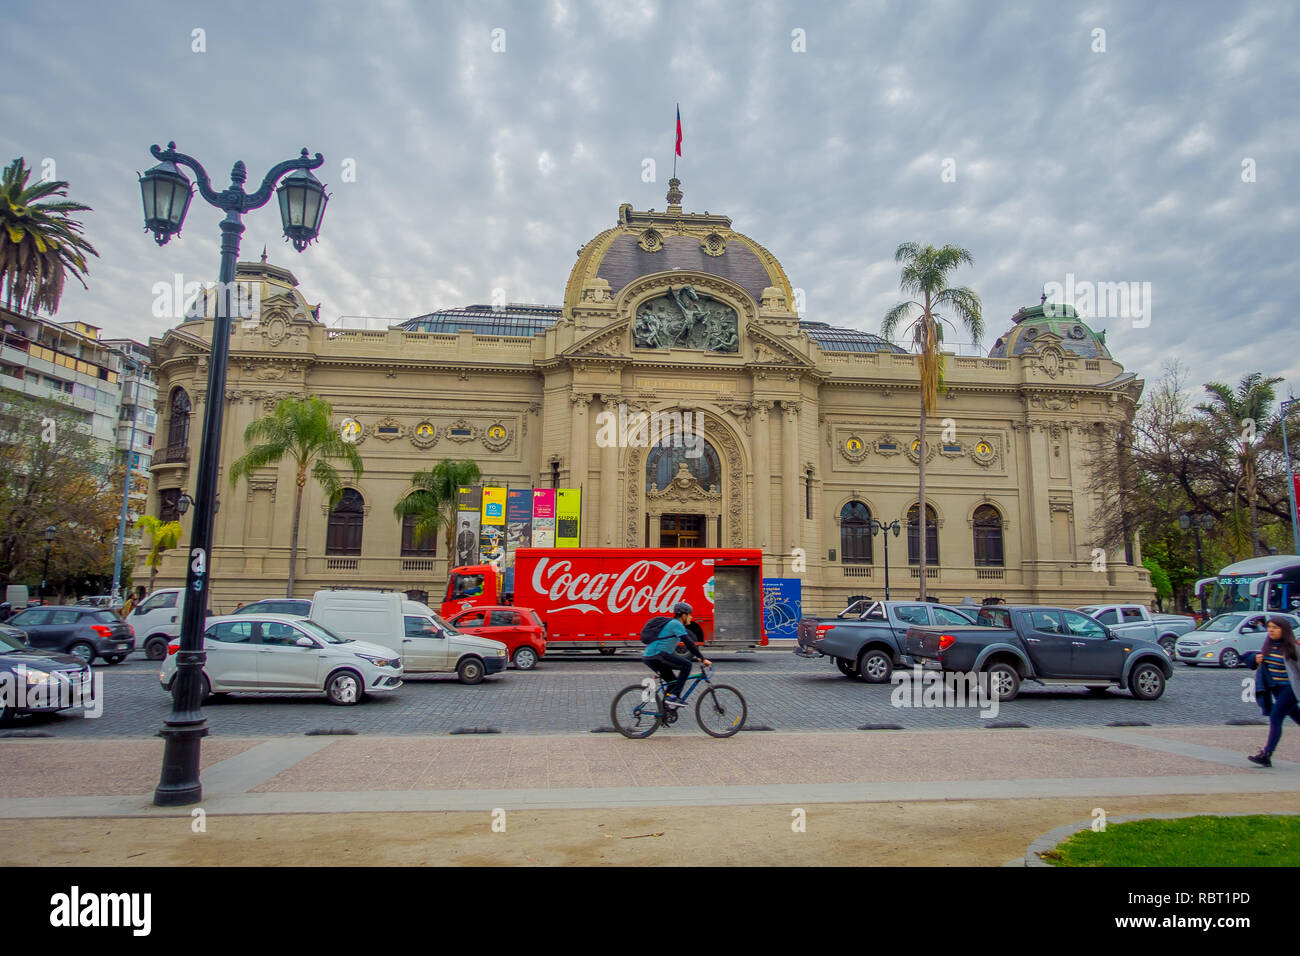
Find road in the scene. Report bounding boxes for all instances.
[3,645,1266,738]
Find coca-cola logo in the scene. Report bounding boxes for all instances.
[530,558,691,614]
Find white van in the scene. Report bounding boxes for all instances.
[130,587,186,660]
[309,589,507,684]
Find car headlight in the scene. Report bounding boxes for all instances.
[355,653,396,667]
[25,669,51,685]
[493,648,507,657]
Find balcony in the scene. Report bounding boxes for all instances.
[154,444,189,465]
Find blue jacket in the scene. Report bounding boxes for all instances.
[644,618,702,658]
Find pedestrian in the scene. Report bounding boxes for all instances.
[1247,616,1300,767]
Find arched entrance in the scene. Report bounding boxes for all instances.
[644,435,723,546]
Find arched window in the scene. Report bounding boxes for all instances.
[840,501,873,564]
[973,504,1004,567]
[907,503,939,565]
[645,432,721,492]
[166,387,190,451]
[400,512,436,557]
[326,489,365,556]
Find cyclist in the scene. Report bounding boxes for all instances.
[643,601,711,709]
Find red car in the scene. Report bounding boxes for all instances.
[447,606,547,670]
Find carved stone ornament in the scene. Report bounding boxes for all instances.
[410,421,438,449]
[971,437,999,467]
[254,365,285,382]
[581,277,613,302]
[482,422,512,452]
[904,436,938,465]
[370,417,406,441]
[700,231,727,257]
[646,463,723,503]
[445,419,480,443]
[633,286,739,353]
[1038,345,1065,378]
[840,434,869,463]
[873,434,902,457]
[246,476,277,501]
[637,229,664,253]
[264,314,289,346]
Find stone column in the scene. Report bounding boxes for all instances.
[753,402,772,551]
[781,400,800,553]
[600,395,619,545]
[1026,422,1053,570]
[569,392,592,537]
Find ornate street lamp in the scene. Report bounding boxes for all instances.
[39,525,56,601]
[870,518,902,601]
[140,142,326,807]
[1179,511,1215,618]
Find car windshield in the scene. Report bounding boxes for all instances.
[1199,614,1245,632]
[295,620,351,644]
[428,612,462,634]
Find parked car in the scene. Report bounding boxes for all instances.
[904,604,1173,702]
[309,590,507,684]
[0,625,93,725]
[159,614,403,705]
[446,606,547,670]
[1077,604,1197,657]
[5,606,135,665]
[1172,612,1300,668]
[796,600,978,682]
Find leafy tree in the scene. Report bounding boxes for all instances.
[1142,556,1172,610]
[132,515,181,595]
[393,459,482,568]
[229,396,363,597]
[881,243,982,599]
[0,158,99,314]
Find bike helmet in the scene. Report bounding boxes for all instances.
[672,602,693,616]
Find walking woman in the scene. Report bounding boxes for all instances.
[1248,616,1300,767]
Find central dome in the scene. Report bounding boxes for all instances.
[562,181,794,315]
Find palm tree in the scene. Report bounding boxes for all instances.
[0,158,99,314]
[133,515,182,594]
[229,396,363,597]
[881,243,983,600]
[1196,373,1283,556]
[393,459,483,571]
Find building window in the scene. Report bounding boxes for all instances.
[159,488,181,523]
[840,501,872,564]
[907,503,940,565]
[326,489,365,556]
[973,504,1004,567]
[167,387,190,450]
[646,436,721,492]
[550,461,559,490]
[805,469,814,520]
[400,513,436,557]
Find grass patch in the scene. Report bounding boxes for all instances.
[1045,815,1300,867]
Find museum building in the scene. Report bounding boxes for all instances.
[143,181,1153,611]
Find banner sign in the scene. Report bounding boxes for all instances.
[456,486,482,567]
[505,489,533,567]
[761,577,802,640]
[555,488,581,548]
[481,487,507,525]
[531,489,556,547]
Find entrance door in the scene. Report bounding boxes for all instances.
[660,514,705,547]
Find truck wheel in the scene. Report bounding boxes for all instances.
[1158,636,1176,658]
[145,636,169,661]
[835,657,857,677]
[1130,662,1166,700]
[457,657,486,685]
[986,663,1020,702]
[512,646,539,670]
[857,648,893,684]
[1219,649,1240,669]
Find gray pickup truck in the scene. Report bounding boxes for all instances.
[796,600,978,682]
[1076,604,1197,657]
[904,604,1173,701]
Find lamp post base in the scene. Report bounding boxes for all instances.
[153,723,209,806]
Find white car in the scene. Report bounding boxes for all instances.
[158,614,402,705]
[1173,612,1300,669]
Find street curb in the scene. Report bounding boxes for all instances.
[1020,809,1297,867]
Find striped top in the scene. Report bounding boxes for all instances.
[1262,644,1291,685]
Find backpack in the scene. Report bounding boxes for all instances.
[640,616,673,644]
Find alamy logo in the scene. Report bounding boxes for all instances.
[593,404,703,458]
[0,667,103,718]
[1042,273,1152,328]
[49,886,151,936]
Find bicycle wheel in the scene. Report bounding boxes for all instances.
[695,684,747,738]
[611,684,663,739]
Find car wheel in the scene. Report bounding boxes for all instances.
[513,646,539,670]
[199,673,213,703]
[1219,649,1240,669]
[145,637,168,662]
[835,657,857,677]
[457,657,486,685]
[103,654,126,665]
[1130,662,1166,700]
[857,648,893,684]
[325,669,364,705]
[986,663,1020,702]
[68,642,95,664]
[1159,636,1176,658]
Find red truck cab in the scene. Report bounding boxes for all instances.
[441,564,500,618]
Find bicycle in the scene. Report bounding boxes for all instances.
[610,664,748,739]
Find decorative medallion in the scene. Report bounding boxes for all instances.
[633,285,739,352]
[971,438,998,467]
[264,315,288,346]
[873,434,902,457]
[410,421,438,449]
[840,435,869,463]
[1039,345,1065,378]
[339,418,365,446]
[905,437,938,464]
[371,417,405,441]
[482,423,511,452]
[700,231,727,257]
[637,228,664,253]
[446,419,479,443]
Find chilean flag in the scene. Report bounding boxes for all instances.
[675,105,682,157]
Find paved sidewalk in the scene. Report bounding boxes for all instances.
[1,725,1296,865]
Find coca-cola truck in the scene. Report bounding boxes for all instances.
[441,548,767,652]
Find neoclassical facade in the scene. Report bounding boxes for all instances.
[144,183,1153,612]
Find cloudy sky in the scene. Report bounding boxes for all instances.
[3,0,1297,399]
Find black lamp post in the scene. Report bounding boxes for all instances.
[870,518,902,601]
[39,525,56,601]
[140,142,327,807]
[1179,511,1214,618]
